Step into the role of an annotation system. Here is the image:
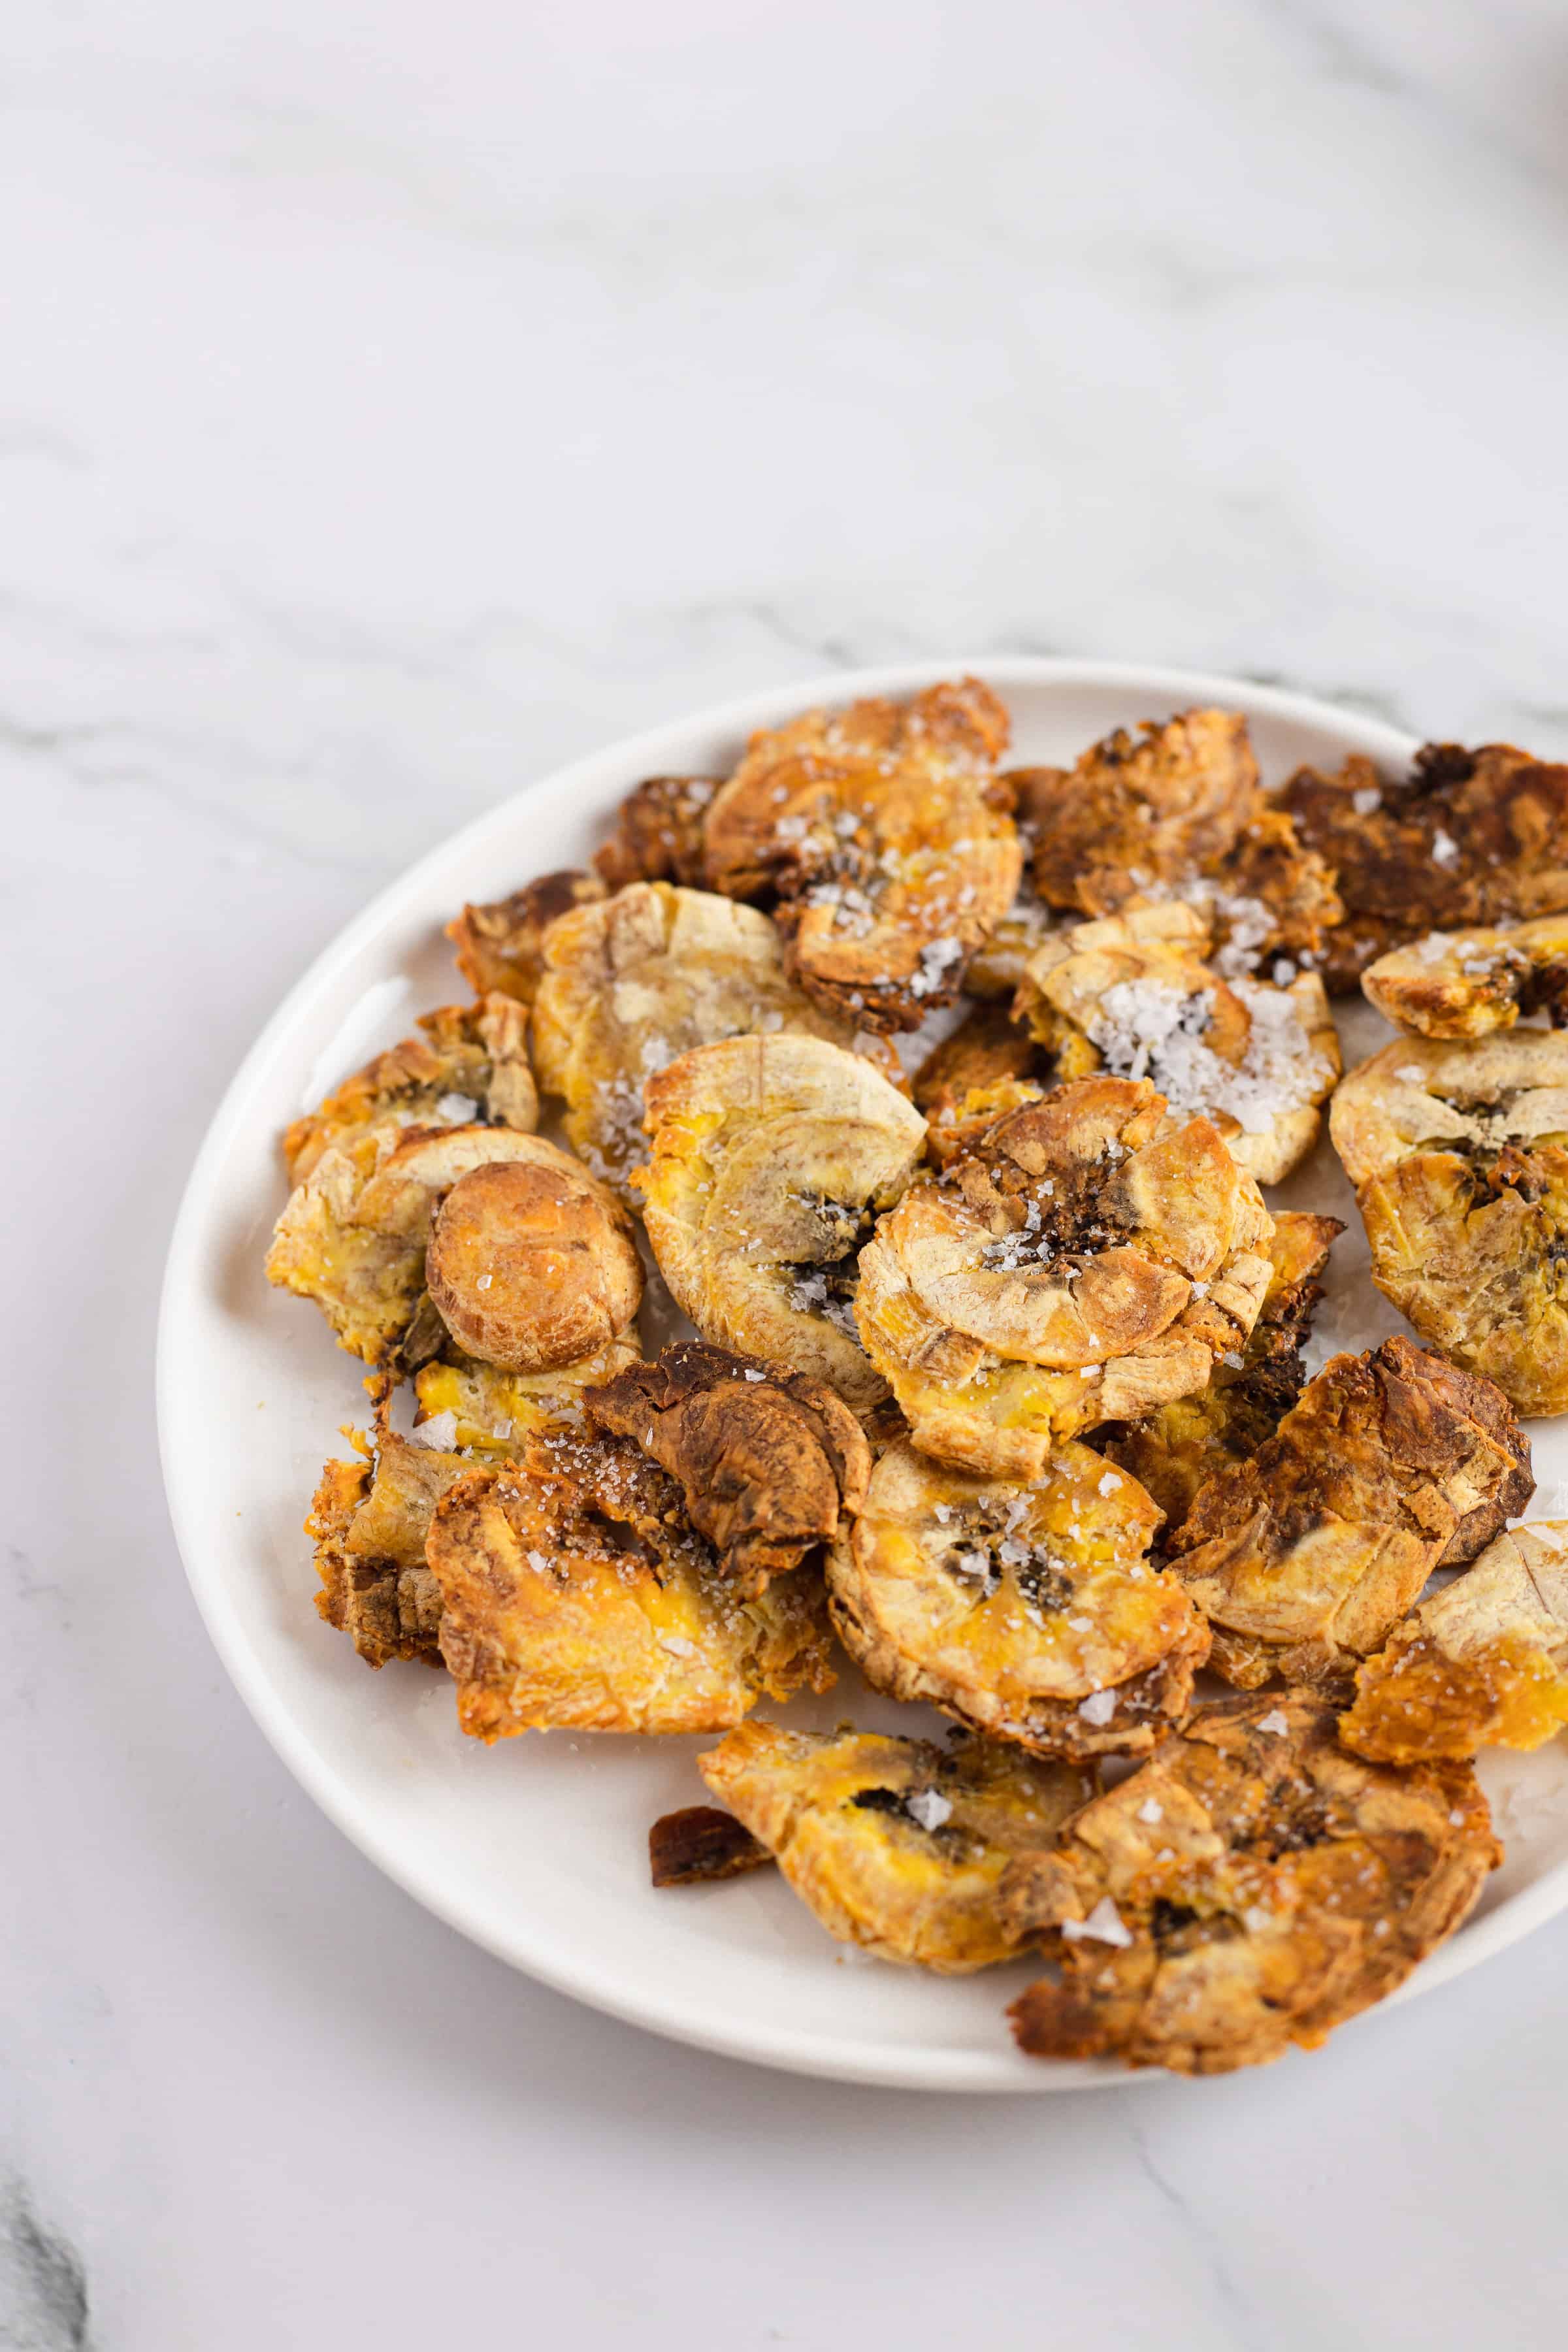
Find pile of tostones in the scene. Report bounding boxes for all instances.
[268,678,1568,2074]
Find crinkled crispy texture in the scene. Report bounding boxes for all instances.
[267,1122,575,1367]
[1015,900,1339,1186]
[1098,1210,1343,1539]
[283,996,537,1185]
[530,880,889,1194]
[1169,1336,1533,1693]
[1017,710,1261,912]
[1363,914,1568,1040]
[1342,1520,1568,1763]
[1013,710,1341,972]
[414,1335,642,1458]
[826,1440,1208,1761]
[594,776,719,890]
[1330,1032,1568,1414]
[701,679,1021,1031]
[583,1341,870,1598]
[447,872,608,1005]
[308,1407,470,1668]
[425,1151,642,1372]
[649,1805,774,1886]
[427,1432,836,1742]
[699,1722,1094,1971]
[1281,740,1568,990]
[1003,1690,1498,2074]
[853,1076,1275,1478]
[639,1033,927,1414]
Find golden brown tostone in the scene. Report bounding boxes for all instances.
[699,1722,1094,1971]
[1004,1689,1499,2074]
[1168,1335,1533,1693]
[701,678,1021,1030]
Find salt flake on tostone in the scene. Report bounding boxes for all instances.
[1062,1897,1133,1948]
[906,1788,953,1832]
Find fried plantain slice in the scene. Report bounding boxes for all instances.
[267,1122,588,1367]
[583,1341,870,1598]
[1096,1210,1343,1539]
[529,879,890,1194]
[1281,740,1568,989]
[425,1152,642,1371]
[698,1722,1094,1970]
[638,1033,927,1414]
[307,1403,472,1668]
[1341,1520,1568,1763]
[853,1076,1275,1478]
[1168,1336,1533,1693]
[1002,1689,1498,2074]
[1330,1031,1568,1414]
[447,871,608,1006]
[593,776,719,890]
[1012,710,1341,973]
[283,995,537,1185]
[426,1433,835,1740]
[1014,900,1339,1185]
[826,1440,1208,1760]
[701,678,1021,1031]
[1362,913,1568,1041]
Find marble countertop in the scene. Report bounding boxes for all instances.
[7,1,1568,2343]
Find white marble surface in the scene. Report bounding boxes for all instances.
[6,1,1568,2342]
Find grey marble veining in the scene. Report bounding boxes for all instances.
[5,2,1568,2345]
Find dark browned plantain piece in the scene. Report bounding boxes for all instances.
[584,1340,870,1597]
[649,1805,775,1886]
[595,776,719,890]
[448,870,608,1004]
[1281,740,1568,989]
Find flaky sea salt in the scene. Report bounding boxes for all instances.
[1098,1471,1121,1496]
[476,1272,494,1291]
[1352,785,1382,817]
[411,1411,459,1451]
[659,1633,698,1659]
[1078,1689,1118,1727]
[1062,1897,1133,1949]
[1085,973,1330,1137]
[743,1369,764,1382]
[1256,1708,1290,1735]
[906,1788,953,1832]
[436,1092,480,1122]
[1431,828,1460,867]
[1137,1797,1164,1825]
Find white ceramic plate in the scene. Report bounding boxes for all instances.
[158,659,1568,2091]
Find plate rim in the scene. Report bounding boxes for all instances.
[158,653,1568,2091]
